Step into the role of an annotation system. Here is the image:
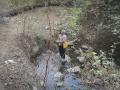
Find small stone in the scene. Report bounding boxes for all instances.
[46,50,52,53]
[81,45,89,50]
[56,81,63,87]
[54,72,63,79]
[8,82,12,85]
[32,46,39,54]
[33,86,37,90]
[5,60,17,64]
[81,45,93,51]
[5,61,8,64]
[77,56,86,63]
[54,72,63,82]
[65,55,71,63]
[40,81,45,86]
[4,83,8,86]
[8,60,16,64]
[93,78,104,85]
[67,66,80,73]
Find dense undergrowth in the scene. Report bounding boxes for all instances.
[52,0,120,89]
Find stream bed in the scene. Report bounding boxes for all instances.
[36,52,100,90]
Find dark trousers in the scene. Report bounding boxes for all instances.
[59,45,65,59]
[44,40,50,49]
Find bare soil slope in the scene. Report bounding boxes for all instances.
[0,7,67,90]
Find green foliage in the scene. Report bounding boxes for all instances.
[48,0,92,7]
[79,0,92,7]
[8,0,92,8]
[78,49,120,89]
[48,0,59,5]
[9,0,34,6]
[54,7,81,41]
[110,15,120,35]
[66,8,81,28]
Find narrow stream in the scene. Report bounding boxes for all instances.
[36,52,99,90]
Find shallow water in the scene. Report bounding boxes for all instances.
[62,73,79,90]
[36,53,99,90]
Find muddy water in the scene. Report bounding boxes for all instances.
[36,52,98,90]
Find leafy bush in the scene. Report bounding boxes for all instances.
[79,49,120,89]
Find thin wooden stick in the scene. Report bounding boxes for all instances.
[43,0,53,84]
